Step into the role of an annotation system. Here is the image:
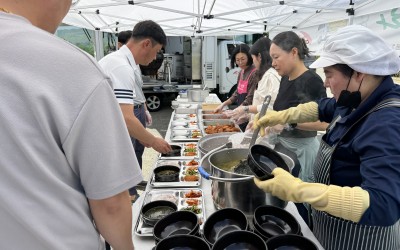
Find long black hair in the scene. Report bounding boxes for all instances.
[250,37,273,81]
[272,31,309,60]
[230,43,253,69]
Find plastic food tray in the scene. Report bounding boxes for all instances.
[159,143,199,159]
[134,188,205,237]
[150,159,201,188]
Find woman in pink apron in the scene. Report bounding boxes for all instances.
[254,25,400,250]
[214,44,257,131]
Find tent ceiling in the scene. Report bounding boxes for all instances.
[64,0,392,36]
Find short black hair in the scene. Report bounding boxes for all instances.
[272,31,310,60]
[117,30,132,45]
[230,43,253,69]
[131,20,167,46]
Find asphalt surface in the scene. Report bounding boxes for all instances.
[147,97,174,138]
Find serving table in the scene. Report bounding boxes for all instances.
[131,96,324,250]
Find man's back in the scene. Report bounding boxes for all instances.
[0,12,142,249]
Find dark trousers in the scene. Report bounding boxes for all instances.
[129,105,146,195]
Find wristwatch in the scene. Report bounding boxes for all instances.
[289,123,298,129]
[243,106,249,113]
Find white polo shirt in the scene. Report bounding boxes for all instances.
[99,45,146,105]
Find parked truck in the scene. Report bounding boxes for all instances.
[141,36,243,111]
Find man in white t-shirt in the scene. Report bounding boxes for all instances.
[0,1,141,249]
[99,21,171,179]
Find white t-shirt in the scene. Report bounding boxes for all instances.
[99,45,146,105]
[0,12,142,249]
[252,68,281,120]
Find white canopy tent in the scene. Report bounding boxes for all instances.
[64,0,400,53]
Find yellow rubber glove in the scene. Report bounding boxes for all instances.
[254,168,370,223]
[254,102,319,132]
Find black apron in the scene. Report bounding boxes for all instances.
[312,99,400,250]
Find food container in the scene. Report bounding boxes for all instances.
[205,148,294,216]
[212,231,267,250]
[155,235,210,250]
[140,200,177,226]
[159,143,200,159]
[202,208,248,246]
[253,205,301,240]
[197,132,237,157]
[188,89,209,102]
[134,189,206,236]
[153,211,200,243]
[150,159,201,188]
[202,114,229,120]
[171,129,202,141]
[154,165,180,182]
[266,234,318,250]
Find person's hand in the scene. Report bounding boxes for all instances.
[234,113,249,125]
[254,102,319,130]
[254,168,370,223]
[245,120,254,131]
[230,106,246,120]
[145,110,152,126]
[150,137,172,154]
[138,139,151,148]
[214,103,225,113]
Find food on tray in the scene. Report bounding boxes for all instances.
[188,114,197,118]
[183,147,197,156]
[187,166,198,171]
[184,190,202,198]
[151,194,178,204]
[186,159,199,166]
[181,205,202,214]
[185,199,200,206]
[183,169,199,182]
[189,121,197,125]
[205,124,241,134]
[191,130,202,138]
[185,143,196,148]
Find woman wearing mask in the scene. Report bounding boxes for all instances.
[225,37,281,127]
[254,25,400,250]
[214,44,257,131]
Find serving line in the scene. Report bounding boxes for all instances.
[131,96,324,249]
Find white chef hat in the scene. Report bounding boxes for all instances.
[310,25,400,75]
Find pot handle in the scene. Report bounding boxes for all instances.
[198,166,254,182]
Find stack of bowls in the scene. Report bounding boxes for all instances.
[253,205,301,241]
[153,211,200,244]
[202,208,248,247]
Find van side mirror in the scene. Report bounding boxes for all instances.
[225,67,230,73]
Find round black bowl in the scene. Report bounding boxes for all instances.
[248,144,290,180]
[212,230,267,250]
[203,208,248,246]
[153,210,200,243]
[154,165,180,182]
[266,234,318,250]
[253,205,301,239]
[161,145,182,157]
[140,200,177,226]
[155,235,210,250]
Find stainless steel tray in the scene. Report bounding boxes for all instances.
[159,143,199,159]
[202,114,229,120]
[170,129,202,142]
[134,188,205,237]
[150,159,201,188]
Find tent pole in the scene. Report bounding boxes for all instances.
[94,29,104,61]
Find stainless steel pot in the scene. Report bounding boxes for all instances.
[188,89,209,102]
[198,132,237,157]
[201,148,294,216]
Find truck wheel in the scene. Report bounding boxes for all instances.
[146,94,162,112]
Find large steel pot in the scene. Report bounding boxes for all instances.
[201,148,294,216]
[198,132,237,157]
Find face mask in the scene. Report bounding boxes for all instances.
[336,74,363,109]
